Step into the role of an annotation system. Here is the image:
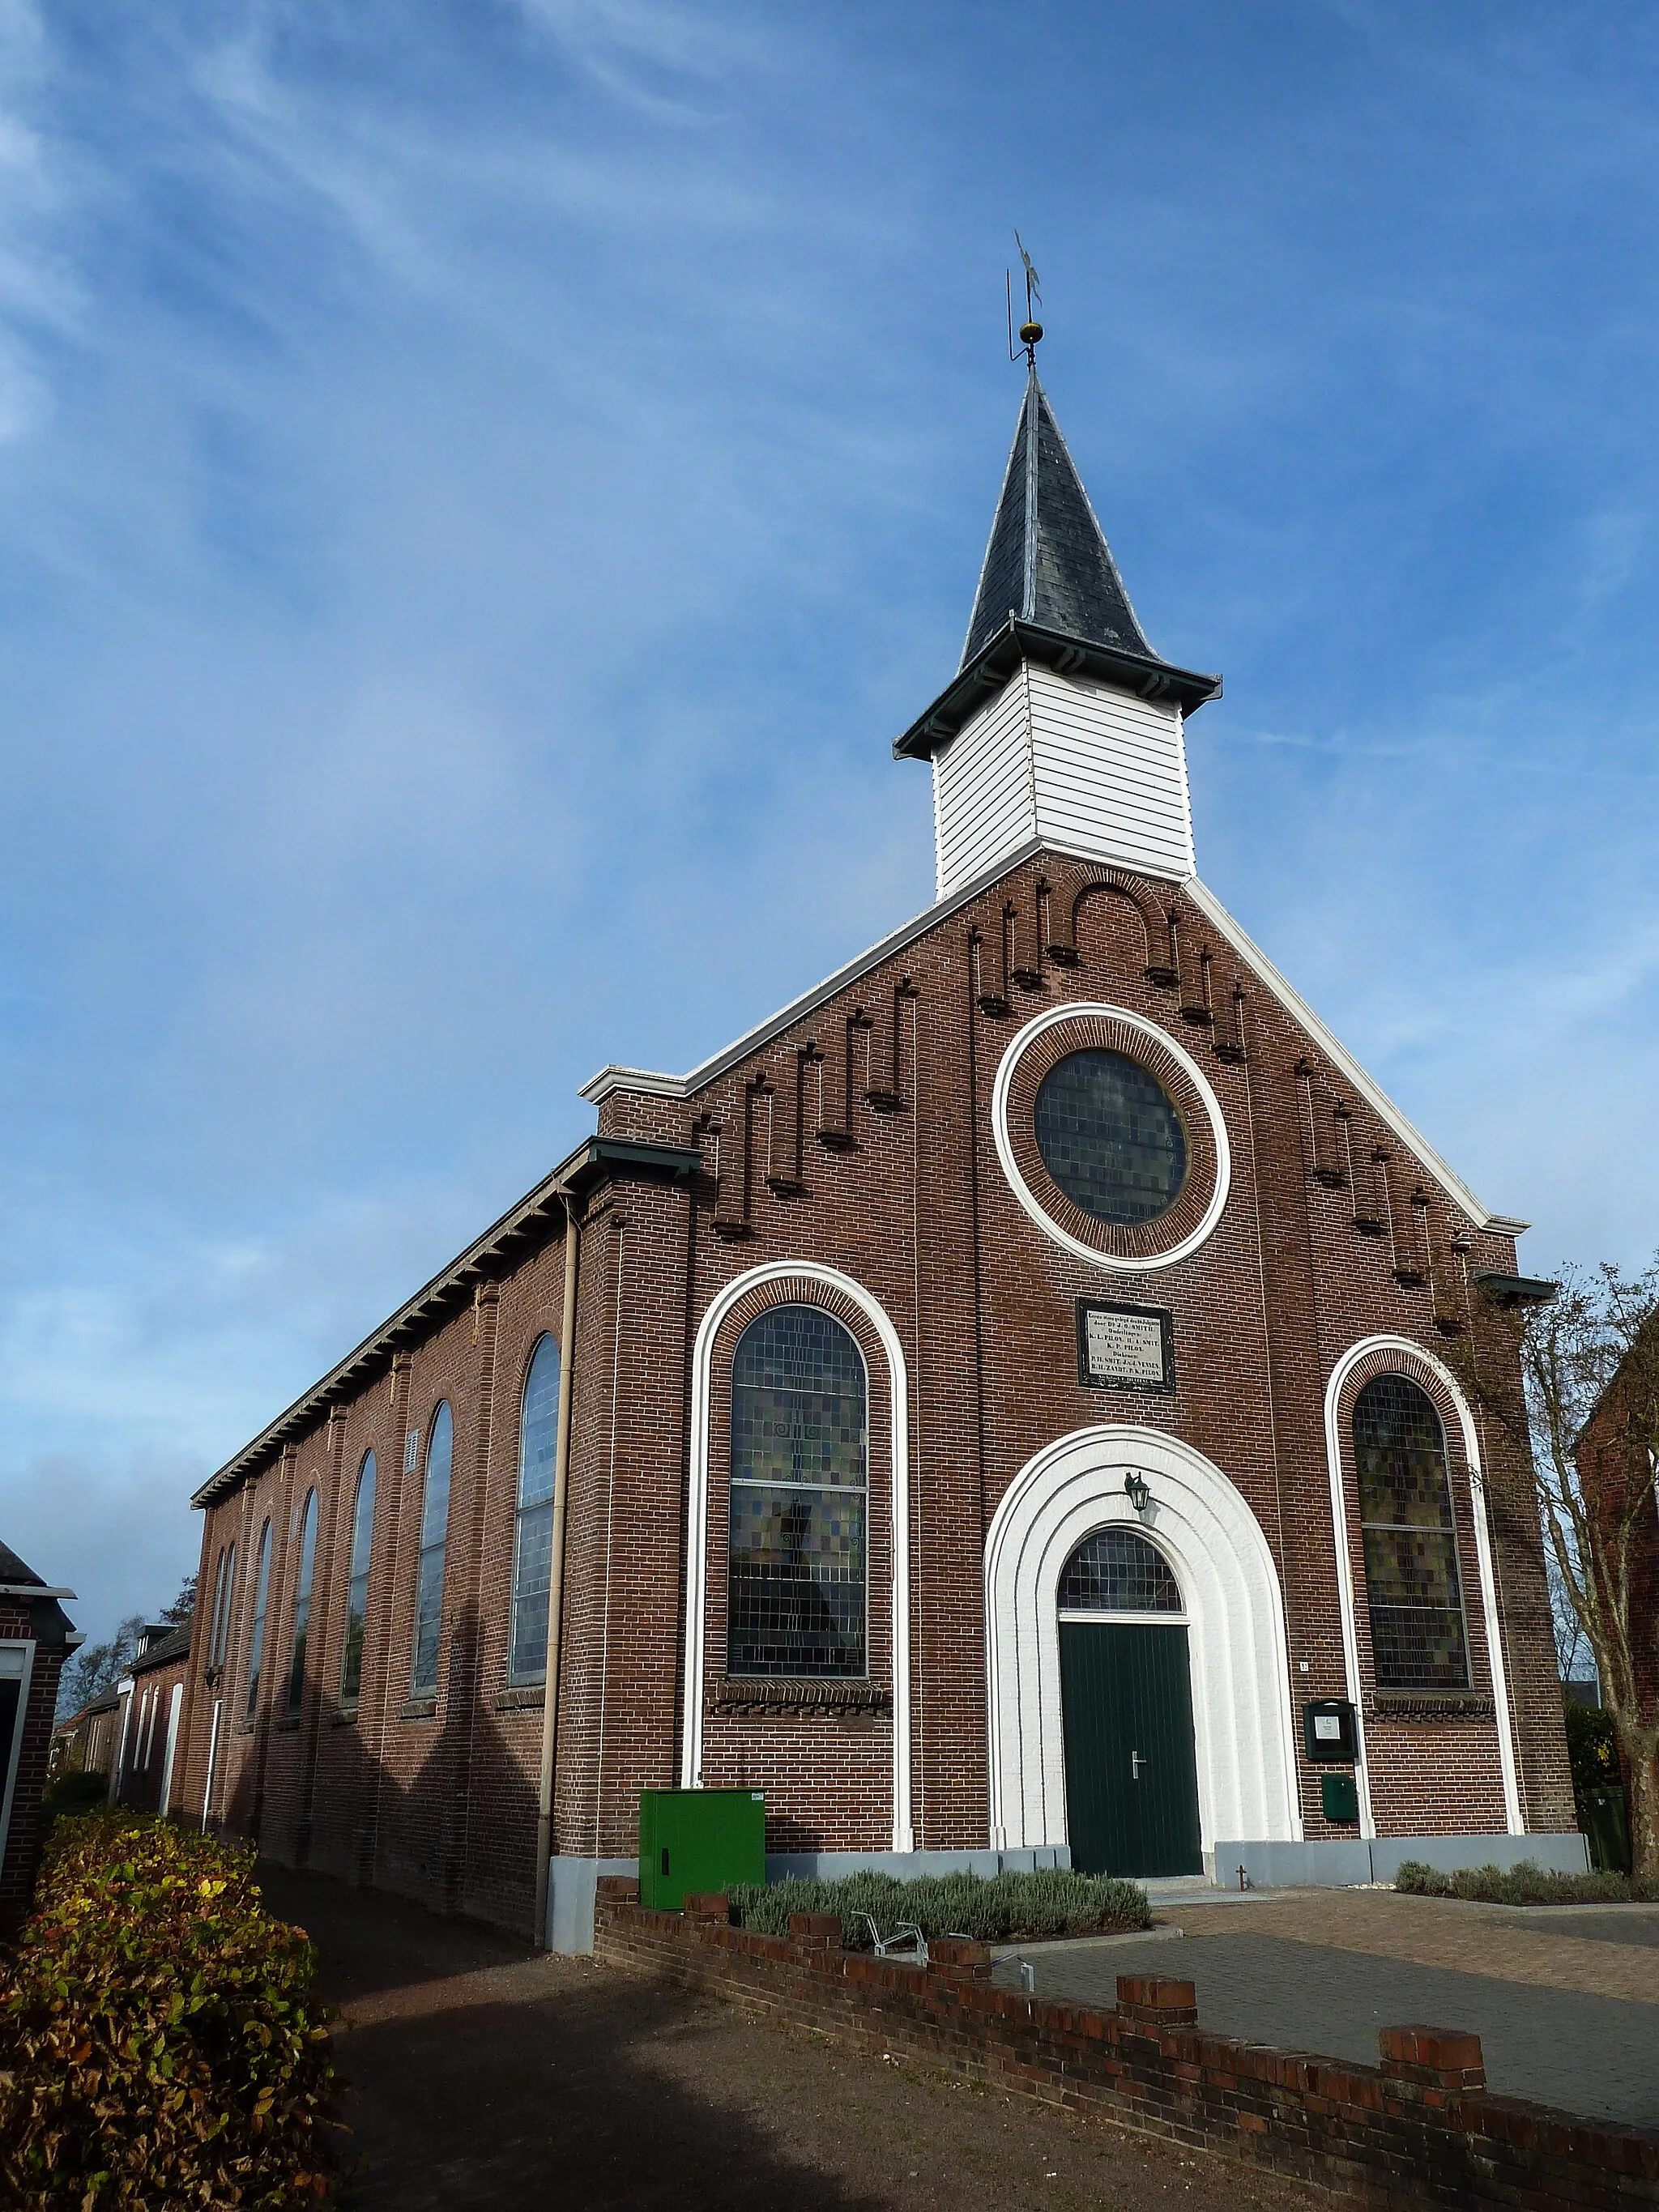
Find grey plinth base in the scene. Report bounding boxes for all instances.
[545,1843,1073,1954]
[1215,1832,1590,1890]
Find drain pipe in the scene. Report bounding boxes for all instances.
[533,1194,580,1949]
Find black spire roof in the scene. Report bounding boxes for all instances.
[961,366,1156,667]
[894,367,1219,760]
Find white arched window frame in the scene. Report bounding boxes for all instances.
[411,1403,453,1697]
[340,1452,377,1705]
[681,1261,913,1852]
[1323,1336,1522,1839]
[286,1490,318,1716]
[244,1519,272,1722]
[510,1336,561,1686]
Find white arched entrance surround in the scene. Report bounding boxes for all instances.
[985,1426,1302,1858]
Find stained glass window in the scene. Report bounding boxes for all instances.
[340,1452,376,1705]
[1059,1527,1183,1613]
[286,1490,318,1716]
[1034,1051,1188,1225]
[411,1403,453,1696]
[727,1306,868,1677]
[245,1520,271,1721]
[208,1541,237,1673]
[1354,1375,1469,1690]
[510,1336,561,1684]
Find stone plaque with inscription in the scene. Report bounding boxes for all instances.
[1075,1300,1175,1395]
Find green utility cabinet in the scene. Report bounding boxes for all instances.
[638,1788,766,1912]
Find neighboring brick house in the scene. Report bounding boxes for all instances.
[173,357,1580,1948]
[1,1541,80,1940]
[112,1622,194,1817]
[49,1687,121,1783]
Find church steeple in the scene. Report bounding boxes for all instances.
[961,366,1158,668]
[894,363,1222,901]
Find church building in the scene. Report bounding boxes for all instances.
[173,354,1581,1947]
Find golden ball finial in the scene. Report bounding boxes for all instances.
[1020,320,1043,346]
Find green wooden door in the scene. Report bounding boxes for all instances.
[1059,1622,1203,1877]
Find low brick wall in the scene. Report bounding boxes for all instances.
[594,1882,1659,2209]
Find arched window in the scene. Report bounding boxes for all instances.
[245,1520,272,1720]
[340,1452,376,1704]
[411,1403,453,1696]
[1353,1375,1469,1690]
[1058,1528,1183,1613]
[727,1305,868,1678]
[208,1541,237,1677]
[510,1336,561,1686]
[286,1490,318,1715]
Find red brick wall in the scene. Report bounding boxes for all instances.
[173,846,1575,1933]
[1,1596,69,1940]
[595,1889,1659,2211]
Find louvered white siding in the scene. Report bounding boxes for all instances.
[933,660,1195,897]
[932,672,1037,897]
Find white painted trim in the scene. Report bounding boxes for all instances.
[680,1260,914,1853]
[1184,878,1520,1235]
[158,1681,185,1816]
[1321,1336,1523,1839]
[983,1426,1302,1857]
[0,1639,36,1876]
[578,1065,690,1104]
[991,1003,1231,1274]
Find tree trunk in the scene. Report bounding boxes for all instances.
[1623,1729,1659,1882]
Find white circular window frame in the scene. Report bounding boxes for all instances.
[992,1002,1232,1273]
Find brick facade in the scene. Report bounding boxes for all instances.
[0,1548,78,1941]
[164,377,1576,1938]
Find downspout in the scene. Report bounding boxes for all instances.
[533,1193,580,1948]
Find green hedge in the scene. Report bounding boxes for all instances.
[1393,1856,1658,1905]
[725,1866,1150,1947]
[0,1811,336,2209]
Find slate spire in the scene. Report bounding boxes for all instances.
[961,366,1158,670]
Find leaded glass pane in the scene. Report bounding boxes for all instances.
[1034,1051,1188,1226]
[1354,1375,1469,1690]
[287,1490,318,1715]
[510,1337,561,1684]
[245,1521,271,1720]
[728,1307,868,1677]
[732,1307,867,1487]
[1059,1528,1183,1613]
[412,1404,453,1695]
[728,1485,866,1677]
[341,1452,375,1704]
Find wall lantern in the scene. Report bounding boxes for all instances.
[1123,1470,1153,1516]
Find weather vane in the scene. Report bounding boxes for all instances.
[1007,234,1043,366]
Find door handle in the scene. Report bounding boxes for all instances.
[1131,1751,1146,1781]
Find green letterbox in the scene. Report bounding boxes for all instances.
[638,1788,766,1912]
[1320,1771,1359,1826]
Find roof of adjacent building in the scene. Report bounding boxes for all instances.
[130,1622,191,1674]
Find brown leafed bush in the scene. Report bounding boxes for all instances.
[0,1810,337,2209]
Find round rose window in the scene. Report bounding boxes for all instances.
[1033,1049,1188,1226]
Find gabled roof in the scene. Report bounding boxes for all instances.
[130,1622,191,1674]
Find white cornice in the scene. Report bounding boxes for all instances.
[578,1066,689,1103]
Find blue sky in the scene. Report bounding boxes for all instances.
[6,0,1659,1648]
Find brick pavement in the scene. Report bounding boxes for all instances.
[1172,1890,1659,2001]
[259,1864,1329,2212]
[993,1920,1659,2129]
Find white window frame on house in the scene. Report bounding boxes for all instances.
[0,1640,37,1876]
